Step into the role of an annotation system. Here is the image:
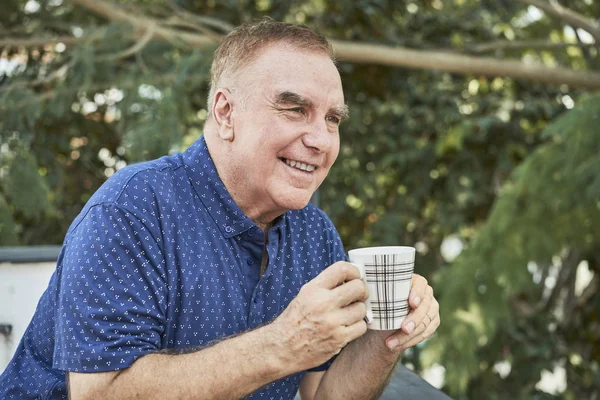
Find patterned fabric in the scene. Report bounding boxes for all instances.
[365,255,414,330]
[0,135,346,400]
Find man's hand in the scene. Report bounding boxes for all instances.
[382,273,440,351]
[270,261,369,371]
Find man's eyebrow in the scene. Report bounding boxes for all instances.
[274,90,349,120]
[331,104,350,121]
[273,91,314,108]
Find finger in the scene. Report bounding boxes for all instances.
[428,298,440,323]
[336,301,367,326]
[422,314,441,339]
[398,315,440,351]
[400,296,438,342]
[409,273,428,309]
[396,314,429,347]
[401,285,433,335]
[332,278,369,306]
[386,312,440,351]
[313,261,361,289]
[343,319,368,343]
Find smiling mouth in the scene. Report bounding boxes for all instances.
[280,158,317,172]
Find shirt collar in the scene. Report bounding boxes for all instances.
[182,135,257,238]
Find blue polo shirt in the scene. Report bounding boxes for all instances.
[0,135,346,399]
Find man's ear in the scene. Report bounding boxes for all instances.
[212,89,235,141]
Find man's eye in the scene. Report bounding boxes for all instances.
[326,115,341,125]
[287,107,304,114]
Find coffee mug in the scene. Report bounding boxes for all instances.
[349,246,415,330]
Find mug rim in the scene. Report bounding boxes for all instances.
[348,246,415,257]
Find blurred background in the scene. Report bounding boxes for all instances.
[1,0,599,398]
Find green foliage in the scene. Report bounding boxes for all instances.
[2,142,50,218]
[1,0,599,398]
[429,94,600,397]
[0,194,18,245]
[0,136,51,242]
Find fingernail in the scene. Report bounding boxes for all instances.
[405,321,415,334]
[387,338,399,350]
[414,296,421,306]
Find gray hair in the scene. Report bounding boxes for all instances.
[207,18,335,114]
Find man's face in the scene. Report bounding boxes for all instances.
[225,43,346,216]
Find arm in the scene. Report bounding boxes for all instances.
[300,274,440,400]
[69,261,369,400]
[303,331,400,400]
[69,324,292,399]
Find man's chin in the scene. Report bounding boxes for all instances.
[274,192,313,211]
[281,198,311,211]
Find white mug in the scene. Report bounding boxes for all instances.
[349,246,415,330]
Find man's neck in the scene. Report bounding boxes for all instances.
[254,220,272,233]
[204,129,284,228]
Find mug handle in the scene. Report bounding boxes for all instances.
[350,262,374,324]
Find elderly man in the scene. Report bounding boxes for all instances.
[0,19,439,399]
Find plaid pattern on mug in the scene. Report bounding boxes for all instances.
[364,254,414,330]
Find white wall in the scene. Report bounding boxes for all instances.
[0,261,56,372]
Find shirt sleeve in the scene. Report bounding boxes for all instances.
[53,203,167,373]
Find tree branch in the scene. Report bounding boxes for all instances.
[574,26,597,69]
[161,18,223,41]
[0,62,71,99]
[97,24,156,61]
[17,0,588,91]
[542,250,580,313]
[167,1,235,33]
[0,36,80,48]
[577,271,598,304]
[513,0,600,43]
[465,39,596,53]
[0,70,194,111]
[330,39,600,90]
[68,0,217,47]
[0,27,108,49]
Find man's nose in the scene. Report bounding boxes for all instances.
[302,118,333,153]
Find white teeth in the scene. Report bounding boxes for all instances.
[284,158,316,172]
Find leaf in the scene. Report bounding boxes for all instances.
[2,147,50,219]
[435,121,470,156]
[0,194,19,245]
